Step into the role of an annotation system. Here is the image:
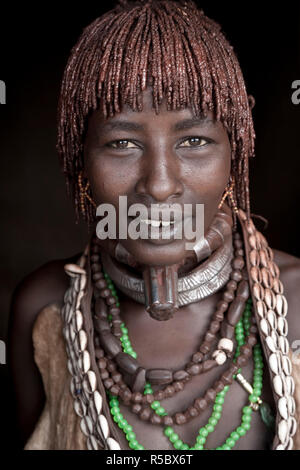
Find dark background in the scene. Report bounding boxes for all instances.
[0,1,299,449]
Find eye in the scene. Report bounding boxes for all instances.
[179,137,210,148]
[108,140,137,149]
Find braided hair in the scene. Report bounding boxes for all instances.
[57,0,256,225]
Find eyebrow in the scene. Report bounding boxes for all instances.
[100,116,215,133]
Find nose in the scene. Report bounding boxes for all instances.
[135,149,183,202]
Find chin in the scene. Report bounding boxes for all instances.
[123,238,188,267]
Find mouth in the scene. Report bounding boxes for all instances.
[140,219,176,228]
[127,215,192,245]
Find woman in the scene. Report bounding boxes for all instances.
[8,0,300,450]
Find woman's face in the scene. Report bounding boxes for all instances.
[84,87,231,266]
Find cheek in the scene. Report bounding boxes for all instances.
[182,146,231,225]
[185,151,230,197]
[86,157,136,204]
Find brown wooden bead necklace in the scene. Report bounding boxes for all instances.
[88,229,259,426]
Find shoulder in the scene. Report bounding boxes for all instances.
[272,248,300,344]
[8,252,83,353]
[10,254,81,321]
[8,252,83,362]
[7,253,83,446]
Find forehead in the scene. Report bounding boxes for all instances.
[88,87,221,132]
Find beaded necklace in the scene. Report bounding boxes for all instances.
[61,209,297,450]
[104,273,271,450]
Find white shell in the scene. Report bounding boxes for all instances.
[76,291,84,310]
[287,396,296,415]
[288,417,298,437]
[257,300,267,318]
[87,439,93,451]
[64,290,70,304]
[66,304,74,324]
[269,353,280,375]
[286,376,295,395]
[61,304,68,321]
[278,336,289,355]
[74,398,87,418]
[282,375,290,396]
[287,437,294,450]
[271,329,279,347]
[266,336,277,353]
[282,295,288,317]
[83,415,93,435]
[277,317,288,337]
[260,318,269,336]
[79,330,88,351]
[81,351,91,374]
[70,378,76,397]
[246,220,255,235]
[276,294,288,317]
[94,391,103,415]
[282,356,292,376]
[87,370,97,392]
[63,326,69,342]
[69,324,76,342]
[87,435,99,451]
[276,294,283,315]
[80,417,91,437]
[76,310,83,332]
[74,277,80,293]
[64,263,87,276]
[80,274,87,291]
[276,444,285,450]
[278,419,289,444]
[264,288,276,310]
[67,359,74,376]
[278,397,288,420]
[212,350,227,365]
[267,310,277,329]
[99,415,109,439]
[107,437,121,450]
[218,338,233,352]
[273,375,284,396]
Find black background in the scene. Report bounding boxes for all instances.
[0,1,299,450]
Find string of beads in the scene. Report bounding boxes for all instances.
[104,281,263,450]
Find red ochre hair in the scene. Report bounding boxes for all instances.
[56,0,256,225]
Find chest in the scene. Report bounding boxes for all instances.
[108,294,276,450]
[109,348,276,450]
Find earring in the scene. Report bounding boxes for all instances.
[78,171,97,216]
[218,177,239,214]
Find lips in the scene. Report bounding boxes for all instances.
[140,219,176,228]
[126,215,193,245]
[130,205,184,222]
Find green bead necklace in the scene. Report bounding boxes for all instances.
[103,272,265,450]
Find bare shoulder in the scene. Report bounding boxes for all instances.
[7,253,81,446]
[272,248,300,344]
[8,251,82,373]
[10,254,80,322]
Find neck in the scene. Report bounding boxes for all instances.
[92,204,234,321]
